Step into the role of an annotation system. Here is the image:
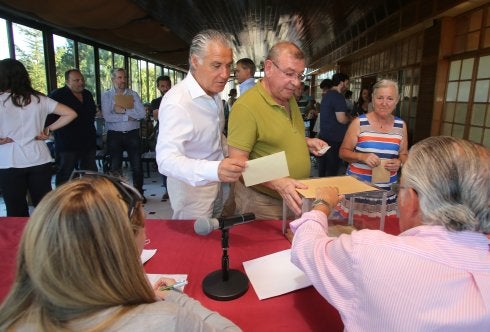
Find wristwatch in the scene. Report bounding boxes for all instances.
[311,198,332,211]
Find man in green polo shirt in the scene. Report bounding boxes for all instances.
[227,41,328,220]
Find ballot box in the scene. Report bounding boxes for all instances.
[282,176,392,239]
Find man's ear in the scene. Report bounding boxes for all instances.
[406,188,421,221]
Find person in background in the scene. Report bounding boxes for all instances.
[150,75,172,201]
[0,58,77,217]
[156,29,246,219]
[48,69,97,186]
[318,72,351,177]
[344,89,353,113]
[0,173,241,331]
[340,79,407,191]
[352,86,371,117]
[235,57,256,95]
[102,68,147,202]
[319,78,333,96]
[228,41,327,219]
[291,136,490,331]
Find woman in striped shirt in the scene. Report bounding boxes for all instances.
[339,79,408,216]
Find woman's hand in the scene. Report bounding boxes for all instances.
[384,159,402,172]
[362,153,381,168]
[152,277,177,300]
[0,137,13,145]
[34,130,50,141]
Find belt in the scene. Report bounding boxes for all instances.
[108,129,138,134]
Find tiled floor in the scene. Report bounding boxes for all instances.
[0,165,174,219]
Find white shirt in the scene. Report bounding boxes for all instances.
[156,73,225,186]
[0,93,56,168]
[291,210,490,332]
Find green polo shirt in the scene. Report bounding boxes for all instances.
[228,79,311,198]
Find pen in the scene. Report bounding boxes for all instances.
[159,280,188,291]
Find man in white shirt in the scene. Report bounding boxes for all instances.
[156,29,246,219]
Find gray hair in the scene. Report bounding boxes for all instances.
[110,68,126,80]
[402,136,490,233]
[188,29,232,72]
[372,79,399,100]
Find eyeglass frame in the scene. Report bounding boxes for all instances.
[270,60,306,81]
[69,170,144,219]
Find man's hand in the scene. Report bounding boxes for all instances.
[0,137,13,145]
[114,104,126,114]
[34,130,50,141]
[267,177,308,216]
[218,158,246,182]
[306,137,329,156]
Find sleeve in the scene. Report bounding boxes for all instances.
[126,91,146,120]
[165,291,242,331]
[101,91,128,123]
[156,101,221,186]
[290,210,357,313]
[227,102,257,152]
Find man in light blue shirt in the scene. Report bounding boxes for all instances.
[235,58,256,96]
[101,68,146,201]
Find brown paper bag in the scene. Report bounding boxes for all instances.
[371,159,390,183]
[114,95,134,109]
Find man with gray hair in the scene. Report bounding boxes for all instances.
[291,136,490,330]
[156,29,246,219]
[101,68,146,201]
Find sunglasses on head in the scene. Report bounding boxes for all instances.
[70,170,143,219]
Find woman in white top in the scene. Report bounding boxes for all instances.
[0,58,76,216]
[0,173,240,331]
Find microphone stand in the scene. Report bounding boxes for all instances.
[202,228,249,301]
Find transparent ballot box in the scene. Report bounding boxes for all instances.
[282,176,392,238]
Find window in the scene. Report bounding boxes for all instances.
[12,23,47,93]
[0,18,9,59]
[53,34,75,88]
[78,42,96,96]
[99,48,113,95]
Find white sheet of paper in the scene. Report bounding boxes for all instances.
[146,273,188,292]
[141,249,157,264]
[243,249,311,300]
[242,151,289,187]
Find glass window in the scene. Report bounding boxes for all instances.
[53,34,75,89]
[460,58,474,80]
[140,60,149,103]
[114,53,124,68]
[446,82,458,102]
[99,48,113,95]
[12,23,47,93]
[471,103,486,125]
[0,18,9,59]
[130,57,140,94]
[468,126,483,143]
[474,79,489,102]
[457,81,471,102]
[477,55,490,78]
[454,103,468,124]
[78,42,96,96]
[448,60,461,81]
[148,62,156,102]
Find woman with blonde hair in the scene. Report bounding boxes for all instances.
[0,173,240,331]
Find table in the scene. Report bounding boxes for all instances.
[0,217,343,331]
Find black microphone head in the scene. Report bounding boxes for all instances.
[194,217,220,236]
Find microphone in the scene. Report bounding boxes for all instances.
[194,213,256,235]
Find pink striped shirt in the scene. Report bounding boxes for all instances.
[290,210,490,331]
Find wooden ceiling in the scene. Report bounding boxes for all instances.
[0,0,479,71]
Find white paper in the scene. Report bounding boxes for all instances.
[243,249,311,300]
[141,249,157,264]
[242,151,290,187]
[147,273,188,292]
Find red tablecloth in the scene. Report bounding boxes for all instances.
[0,217,343,332]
